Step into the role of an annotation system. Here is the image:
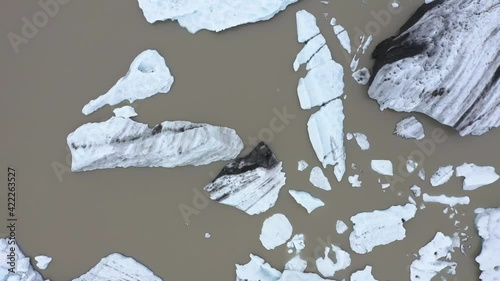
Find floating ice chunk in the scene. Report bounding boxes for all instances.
[371,160,393,176]
[350,55,359,72]
[236,254,282,281]
[351,266,378,281]
[430,165,454,187]
[308,100,346,181]
[205,233,211,238]
[113,106,137,118]
[0,239,44,281]
[279,270,330,281]
[391,0,400,8]
[422,194,470,207]
[138,0,298,33]
[315,245,351,277]
[204,142,285,215]
[348,174,362,188]
[330,18,351,54]
[285,256,307,272]
[407,159,418,173]
[410,185,422,197]
[336,220,348,234]
[474,208,500,281]
[289,190,325,213]
[309,167,332,191]
[409,196,417,205]
[297,60,345,109]
[82,50,174,115]
[394,116,425,140]
[346,133,353,140]
[34,255,52,270]
[260,214,293,250]
[68,117,243,172]
[293,34,326,71]
[306,45,333,71]
[287,234,305,254]
[456,163,499,191]
[352,133,370,150]
[419,169,426,180]
[349,204,417,254]
[296,10,320,43]
[298,160,309,171]
[410,232,458,281]
[72,253,162,281]
[361,35,373,54]
[352,68,371,85]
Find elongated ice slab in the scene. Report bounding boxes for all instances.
[456,163,499,190]
[349,204,417,254]
[422,194,470,207]
[336,220,348,234]
[34,255,52,270]
[394,116,425,140]
[330,18,351,54]
[371,160,393,176]
[260,214,293,250]
[296,10,320,43]
[236,254,282,281]
[204,142,285,215]
[316,245,351,278]
[352,133,370,150]
[289,190,325,213]
[0,239,44,281]
[309,167,332,191]
[138,0,298,33]
[82,50,174,115]
[351,266,378,281]
[430,165,454,187]
[68,116,243,172]
[474,208,500,281]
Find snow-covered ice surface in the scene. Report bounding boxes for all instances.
[430,165,454,187]
[72,253,163,281]
[34,255,52,270]
[0,239,44,281]
[350,133,370,150]
[369,0,500,136]
[349,204,417,254]
[336,220,348,234]
[236,254,282,281]
[204,142,285,215]
[351,266,378,281]
[315,245,351,277]
[260,214,293,250]
[348,174,362,188]
[68,116,243,172]
[371,160,393,176]
[285,256,307,273]
[137,0,298,33]
[330,18,351,54]
[352,68,371,85]
[289,190,325,213]
[422,194,470,207]
[112,105,137,118]
[308,99,346,181]
[456,163,499,190]
[296,10,321,43]
[298,160,309,171]
[394,116,425,140]
[410,185,422,197]
[82,50,174,115]
[309,167,332,191]
[474,208,500,281]
[410,232,458,281]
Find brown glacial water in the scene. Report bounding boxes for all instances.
[1,0,499,280]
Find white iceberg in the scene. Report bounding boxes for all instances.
[336,220,348,234]
[430,165,454,187]
[394,116,425,140]
[296,10,320,43]
[371,160,393,176]
[352,68,371,85]
[260,214,293,250]
[456,163,499,190]
[289,190,325,213]
[315,245,351,278]
[309,167,332,191]
[293,34,327,71]
[34,255,52,270]
[422,194,470,207]
[0,239,44,281]
[410,185,422,197]
[348,174,362,188]
[474,208,500,281]
[330,18,351,54]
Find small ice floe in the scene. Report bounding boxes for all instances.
[420,203,426,210]
[456,163,499,191]
[418,169,426,180]
[289,190,325,213]
[430,165,454,187]
[204,142,285,215]
[287,234,305,254]
[407,159,418,173]
[474,208,500,281]
[113,106,138,118]
[361,35,373,54]
[351,266,379,281]
[391,0,400,8]
[72,253,162,281]
[297,60,344,109]
[410,185,422,197]
[351,163,357,170]
[346,133,353,140]
[409,196,417,205]
[82,50,174,115]
[336,220,348,234]
[205,233,211,239]
[378,178,390,189]
[285,255,307,272]
[350,133,370,150]
[0,239,44,281]
[348,175,362,188]
[236,254,282,281]
[309,167,332,191]
[34,255,52,270]
[350,55,360,72]
[330,18,351,54]
[371,160,393,176]
[352,68,371,85]
[320,0,329,4]
[296,10,321,43]
[422,194,470,207]
[315,245,351,277]
[298,160,309,171]
[349,204,417,254]
[260,214,293,250]
[410,232,458,281]
[394,116,425,140]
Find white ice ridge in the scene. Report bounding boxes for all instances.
[352,68,371,86]
[474,208,500,281]
[34,255,52,270]
[430,165,454,187]
[371,160,393,176]
[296,10,320,43]
[236,254,282,281]
[67,116,243,172]
[336,220,348,234]
[351,266,379,281]
[422,194,470,207]
[260,214,293,250]
[410,232,458,281]
[351,133,370,150]
[308,99,346,181]
[0,239,44,281]
[456,163,499,190]
[82,50,174,115]
[309,167,332,191]
[330,18,351,54]
[289,190,325,213]
[287,234,305,254]
[394,116,425,140]
[113,105,138,118]
[285,256,307,273]
[348,174,362,188]
[349,204,417,254]
[298,160,309,171]
[72,253,163,281]
[138,0,298,33]
[315,245,351,278]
